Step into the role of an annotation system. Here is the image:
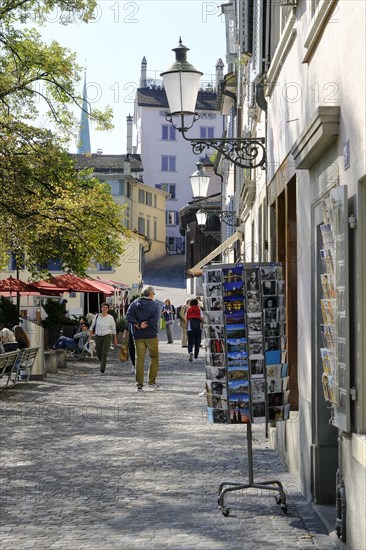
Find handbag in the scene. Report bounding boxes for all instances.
[119,339,129,362]
[160,317,166,330]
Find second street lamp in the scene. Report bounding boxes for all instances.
[160,38,266,170]
[189,162,238,227]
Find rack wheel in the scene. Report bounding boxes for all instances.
[218,505,230,516]
[281,505,288,514]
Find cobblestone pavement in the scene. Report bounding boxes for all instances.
[0,324,338,550]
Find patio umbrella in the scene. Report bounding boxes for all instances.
[48,274,114,294]
[0,276,40,295]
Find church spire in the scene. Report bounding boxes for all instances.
[77,69,91,154]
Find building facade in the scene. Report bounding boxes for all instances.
[216,1,365,547]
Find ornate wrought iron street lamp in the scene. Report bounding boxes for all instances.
[189,162,238,227]
[160,39,266,170]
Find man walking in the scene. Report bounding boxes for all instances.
[126,285,161,391]
[89,303,118,374]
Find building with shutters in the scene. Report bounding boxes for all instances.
[215,1,366,547]
[133,56,225,255]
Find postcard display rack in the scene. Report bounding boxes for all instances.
[202,262,289,516]
[319,186,350,432]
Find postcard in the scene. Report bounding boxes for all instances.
[262,280,277,296]
[252,402,266,418]
[203,311,224,325]
[226,323,246,338]
[205,269,223,284]
[207,408,229,424]
[222,266,243,282]
[266,364,282,378]
[229,408,251,424]
[205,366,227,381]
[249,356,264,377]
[227,351,248,367]
[227,366,249,381]
[223,280,244,296]
[251,379,266,402]
[260,266,277,280]
[205,282,223,298]
[263,296,278,309]
[247,313,263,335]
[228,392,250,409]
[267,378,282,393]
[225,310,246,324]
[228,379,249,393]
[245,269,260,291]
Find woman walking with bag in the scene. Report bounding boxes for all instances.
[161,299,176,344]
[89,303,118,374]
[186,298,203,362]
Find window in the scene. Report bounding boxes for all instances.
[138,217,145,234]
[103,179,124,196]
[146,191,153,206]
[153,194,157,208]
[162,125,176,141]
[146,218,150,237]
[98,263,112,271]
[48,258,62,271]
[153,220,157,240]
[157,183,176,199]
[200,126,214,139]
[161,155,176,172]
[126,181,132,198]
[138,189,145,203]
[200,112,217,120]
[8,252,25,271]
[166,211,179,225]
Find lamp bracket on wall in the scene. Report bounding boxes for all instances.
[200,209,238,227]
[166,113,266,169]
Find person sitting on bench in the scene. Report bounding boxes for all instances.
[52,322,90,352]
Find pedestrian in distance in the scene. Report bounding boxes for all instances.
[161,298,176,343]
[179,299,190,348]
[126,285,161,392]
[185,298,204,362]
[89,303,118,374]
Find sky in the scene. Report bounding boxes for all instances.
[36,0,227,154]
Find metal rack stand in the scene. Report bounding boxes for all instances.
[218,423,288,516]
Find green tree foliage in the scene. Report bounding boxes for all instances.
[0,296,19,328]
[0,0,130,277]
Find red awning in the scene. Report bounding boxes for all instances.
[0,276,41,295]
[33,274,114,295]
[95,277,130,289]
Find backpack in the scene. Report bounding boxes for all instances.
[177,305,182,319]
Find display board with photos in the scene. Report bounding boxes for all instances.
[202,263,288,425]
[318,186,350,432]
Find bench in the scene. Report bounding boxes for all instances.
[15,347,40,382]
[0,347,40,388]
[0,351,20,388]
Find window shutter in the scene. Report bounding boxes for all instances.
[241,0,254,54]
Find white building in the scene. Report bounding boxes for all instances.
[134,56,225,254]
[217,1,365,548]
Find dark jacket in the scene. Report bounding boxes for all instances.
[126,297,161,339]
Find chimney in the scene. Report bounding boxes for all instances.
[124,153,131,176]
[126,114,133,154]
[216,58,224,89]
[140,56,147,88]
